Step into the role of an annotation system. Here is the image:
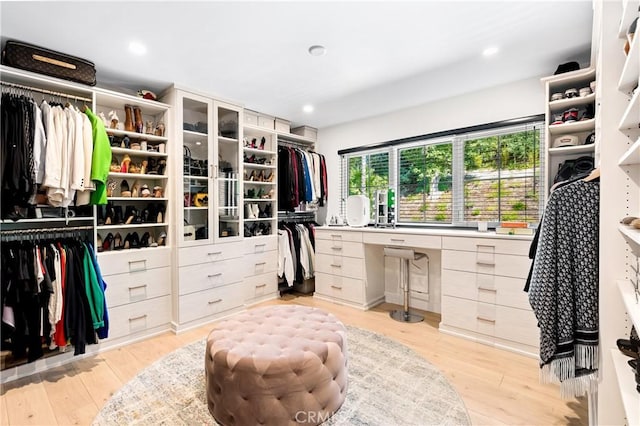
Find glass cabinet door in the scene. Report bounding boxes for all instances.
[182,95,212,244]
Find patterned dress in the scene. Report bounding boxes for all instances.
[529,180,599,398]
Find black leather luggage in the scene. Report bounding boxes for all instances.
[2,40,96,86]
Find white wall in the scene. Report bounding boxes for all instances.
[317,76,545,218]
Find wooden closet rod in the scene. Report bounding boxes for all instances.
[0,81,93,103]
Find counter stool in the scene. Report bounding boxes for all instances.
[384,247,426,323]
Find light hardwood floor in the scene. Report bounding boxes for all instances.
[0,295,587,425]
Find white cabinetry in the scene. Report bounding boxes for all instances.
[439,236,537,357]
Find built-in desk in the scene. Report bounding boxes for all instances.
[315,226,538,357]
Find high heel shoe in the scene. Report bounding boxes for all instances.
[97,234,104,252]
[104,203,114,225]
[157,231,167,246]
[156,203,166,223]
[264,172,274,182]
[121,154,131,174]
[256,171,265,182]
[153,186,163,198]
[140,184,151,197]
[121,179,131,197]
[113,205,123,224]
[246,170,256,182]
[245,203,256,219]
[106,179,117,197]
[124,206,137,225]
[140,232,151,248]
[102,232,114,251]
[259,136,266,150]
[123,233,132,250]
[113,232,123,250]
[262,189,274,199]
[131,180,140,198]
[140,160,148,175]
[130,232,140,249]
[251,138,257,148]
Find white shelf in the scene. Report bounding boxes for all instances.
[218,136,238,144]
[548,119,596,135]
[610,349,639,424]
[243,147,276,155]
[218,206,239,210]
[218,218,240,223]
[242,163,276,169]
[107,197,168,201]
[277,132,316,145]
[105,128,168,143]
[243,181,276,186]
[110,147,168,158]
[542,67,596,89]
[97,245,170,256]
[548,145,595,156]
[619,136,640,166]
[618,0,640,38]
[217,177,239,182]
[619,89,640,131]
[244,123,277,135]
[184,175,209,181]
[548,93,595,111]
[108,172,168,180]
[617,280,640,331]
[97,223,168,230]
[244,218,275,222]
[619,224,640,249]
[184,206,208,210]
[619,33,640,92]
[244,198,274,202]
[0,217,93,224]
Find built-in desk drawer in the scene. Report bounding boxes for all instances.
[362,232,441,249]
[108,295,171,339]
[315,229,363,243]
[441,296,538,347]
[442,250,531,279]
[316,253,364,279]
[442,236,530,256]
[243,251,277,277]
[106,267,171,308]
[178,283,244,324]
[244,236,277,254]
[441,269,531,311]
[179,258,244,295]
[315,239,364,258]
[178,242,243,267]
[98,248,171,276]
[315,272,364,304]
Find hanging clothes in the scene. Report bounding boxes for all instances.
[278,222,316,285]
[277,146,328,211]
[528,179,599,398]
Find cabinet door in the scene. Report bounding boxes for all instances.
[180,93,214,245]
[214,101,242,242]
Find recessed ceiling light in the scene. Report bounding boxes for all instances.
[308,45,326,57]
[196,141,202,145]
[303,104,314,113]
[129,41,147,55]
[483,46,499,57]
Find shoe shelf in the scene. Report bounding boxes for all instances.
[108,172,169,180]
[244,123,277,135]
[97,245,169,256]
[619,31,639,92]
[105,128,168,143]
[610,349,639,424]
[97,223,168,230]
[185,206,208,210]
[243,198,274,202]
[111,147,168,158]
[617,280,640,331]
[0,216,93,224]
[244,181,276,186]
[619,89,640,131]
[548,145,595,156]
[243,163,276,170]
[245,218,274,222]
[618,136,640,166]
[107,197,168,201]
[184,129,207,139]
[548,93,596,112]
[618,0,640,38]
[548,118,596,135]
[243,147,277,156]
[219,136,238,144]
[277,132,316,146]
[619,224,640,254]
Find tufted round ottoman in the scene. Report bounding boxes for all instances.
[205,305,348,426]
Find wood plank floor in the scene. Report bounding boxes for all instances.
[0,295,587,425]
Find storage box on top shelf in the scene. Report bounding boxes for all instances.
[291,125,318,141]
[275,118,290,133]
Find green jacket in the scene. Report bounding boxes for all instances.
[84,107,111,205]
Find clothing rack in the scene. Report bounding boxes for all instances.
[0,80,93,103]
[0,225,93,241]
[277,138,315,150]
[278,210,316,223]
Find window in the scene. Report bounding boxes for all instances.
[340,118,544,227]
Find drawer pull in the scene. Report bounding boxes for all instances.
[129,314,147,321]
[128,284,148,291]
[476,244,495,249]
[255,262,267,266]
[478,287,497,292]
[331,285,342,290]
[207,273,223,278]
[255,284,267,288]
[476,316,496,323]
[207,251,222,256]
[476,260,495,266]
[390,238,405,242]
[330,246,343,251]
[330,264,342,268]
[208,299,223,305]
[128,259,147,271]
[254,243,266,248]
[330,234,342,238]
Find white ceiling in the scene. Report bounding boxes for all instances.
[0,1,593,129]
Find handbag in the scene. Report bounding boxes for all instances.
[183,146,192,175]
[2,40,96,86]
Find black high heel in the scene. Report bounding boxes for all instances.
[113,232,123,250]
[123,233,132,250]
[104,203,114,225]
[97,234,104,252]
[156,203,166,223]
[140,232,151,248]
[259,136,266,150]
[130,232,140,249]
[124,206,137,225]
[114,205,123,224]
[121,179,131,197]
[97,205,106,225]
[103,233,114,251]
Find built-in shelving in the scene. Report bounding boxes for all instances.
[243,147,277,156]
[219,136,238,144]
[277,132,316,146]
[111,147,168,158]
[243,163,276,170]
[97,223,167,230]
[548,119,596,135]
[619,89,640,131]
[617,280,640,330]
[243,181,276,186]
[610,349,639,425]
[0,217,93,224]
[105,128,168,143]
[618,136,640,166]
[244,123,277,135]
[619,223,640,249]
[619,33,639,92]
[548,93,596,111]
[548,145,596,156]
[108,172,168,180]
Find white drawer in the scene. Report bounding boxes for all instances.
[442,250,531,279]
[244,110,258,126]
[243,236,277,254]
[315,239,364,258]
[244,272,278,301]
[178,283,244,324]
[179,257,244,295]
[442,236,530,256]
[316,253,364,279]
[178,242,243,267]
[362,232,441,249]
[243,251,277,277]
[315,272,364,304]
[315,229,363,243]
[108,295,171,339]
[441,269,532,311]
[105,267,171,308]
[98,247,171,276]
[441,296,538,347]
[258,114,275,129]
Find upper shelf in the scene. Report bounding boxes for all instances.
[111,147,168,158]
[617,280,640,331]
[619,88,640,131]
[619,32,639,92]
[618,136,640,166]
[548,93,595,112]
[542,67,596,91]
[277,132,316,146]
[548,119,595,135]
[618,0,640,38]
[94,88,171,114]
[106,128,168,143]
[548,144,595,156]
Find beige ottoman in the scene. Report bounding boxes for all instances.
[205,305,348,426]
